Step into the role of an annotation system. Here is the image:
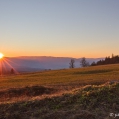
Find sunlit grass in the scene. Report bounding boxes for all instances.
[0,64,119,90]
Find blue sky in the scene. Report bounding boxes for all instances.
[0,0,119,58]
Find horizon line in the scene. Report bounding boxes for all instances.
[4,55,105,59]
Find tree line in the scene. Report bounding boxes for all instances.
[91,54,119,66]
[69,54,119,68]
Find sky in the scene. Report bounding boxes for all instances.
[0,0,119,58]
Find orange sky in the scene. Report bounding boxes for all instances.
[1,1,119,58]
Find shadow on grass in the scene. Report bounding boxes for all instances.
[0,86,56,98]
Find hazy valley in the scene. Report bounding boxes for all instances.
[2,56,103,73]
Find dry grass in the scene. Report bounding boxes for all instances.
[0,82,119,119]
[1,64,119,90]
[1,64,119,119]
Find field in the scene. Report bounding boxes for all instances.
[0,64,119,119]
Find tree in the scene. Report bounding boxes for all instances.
[93,54,119,66]
[112,53,114,58]
[69,59,75,68]
[11,68,14,74]
[80,57,89,67]
[91,61,96,66]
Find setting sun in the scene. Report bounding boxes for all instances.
[0,53,4,59]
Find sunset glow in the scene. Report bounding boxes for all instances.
[0,55,19,76]
[0,53,4,59]
[0,1,119,58]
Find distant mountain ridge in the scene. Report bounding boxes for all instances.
[2,56,104,72]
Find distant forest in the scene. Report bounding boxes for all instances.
[91,54,119,66]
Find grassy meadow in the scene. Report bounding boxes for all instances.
[0,64,119,119]
[1,64,119,90]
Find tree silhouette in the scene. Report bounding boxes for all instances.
[69,59,75,68]
[11,68,14,74]
[91,61,96,66]
[80,57,89,67]
[91,54,119,66]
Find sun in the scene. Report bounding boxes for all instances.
[0,53,4,59]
